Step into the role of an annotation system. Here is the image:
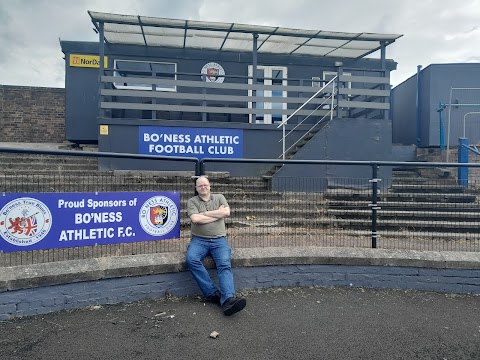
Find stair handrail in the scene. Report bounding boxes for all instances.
[277,76,337,160]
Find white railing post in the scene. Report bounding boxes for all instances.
[331,81,336,120]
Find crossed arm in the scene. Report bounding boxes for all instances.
[190,204,230,224]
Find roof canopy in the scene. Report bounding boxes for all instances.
[89,11,402,60]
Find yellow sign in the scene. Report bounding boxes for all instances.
[99,125,109,135]
[70,54,108,68]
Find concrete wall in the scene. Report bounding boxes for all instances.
[1,247,479,320]
[0,85,65,143]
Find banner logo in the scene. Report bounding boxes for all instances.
[0,197,52,246]
[139,196,178,236]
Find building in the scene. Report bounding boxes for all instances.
[392,63,480,152]
[60,11,402,179]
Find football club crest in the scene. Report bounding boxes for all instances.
[150,205,168,226]
[201,62,225,83]
[0,197,52,246]
[139,196,178,236]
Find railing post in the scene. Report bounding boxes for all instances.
[202,74,207,122]
[369,164,380,248]
[458,137,468,188]
[196,159,205,177]
[152,72,157,120]
[335,62,343,118]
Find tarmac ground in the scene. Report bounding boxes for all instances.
[1,286,479,360]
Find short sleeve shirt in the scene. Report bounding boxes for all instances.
[187,193,229,238]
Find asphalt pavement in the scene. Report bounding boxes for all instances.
[1,286,479,360]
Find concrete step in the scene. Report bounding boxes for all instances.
[0,163,98,171]
[327,208,480,221]
[390,184,465,193]
[318,217,480,233]
[326,199,480,212]
[325,189,477,203]
[0,171,110,181]
[0,154,98,164]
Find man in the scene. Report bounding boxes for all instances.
[186,175,246,316]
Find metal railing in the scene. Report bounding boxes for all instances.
[277,76,337,160]
[2,147,480,267]
[99,69,390,124]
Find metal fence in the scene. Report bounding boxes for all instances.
[1,148,480,267]
[446,87,480,161]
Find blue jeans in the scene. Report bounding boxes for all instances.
[185,236,235,305]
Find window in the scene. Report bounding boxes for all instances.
[113,60,176,91]
[248,65,288,124]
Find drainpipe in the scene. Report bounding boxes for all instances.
[416,65,422,146]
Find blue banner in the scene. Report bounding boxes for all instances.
[139,126,243,159]
[0,192,180,253]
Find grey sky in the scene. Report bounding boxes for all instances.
[1,0,479,88]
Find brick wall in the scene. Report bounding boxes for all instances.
[0,85,65,143]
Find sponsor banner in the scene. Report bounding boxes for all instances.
[69,54,108,68]
[0,192,180,253]
[139,126,243,159]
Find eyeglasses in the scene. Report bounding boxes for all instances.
[196,184,210,188]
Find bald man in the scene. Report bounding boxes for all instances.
[186,175,246,316]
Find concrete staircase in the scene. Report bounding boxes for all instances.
[263,118,331,178]
[324,167,480,240]
[0,153,99,176]
[1,151,479,242]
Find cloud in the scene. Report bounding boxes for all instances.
[0,0,479,88]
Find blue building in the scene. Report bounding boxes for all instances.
[60,11,402,178]
[392,63,480,152]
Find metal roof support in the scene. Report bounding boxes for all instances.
[252,33,258,83]
[252,33,259,121]
[99,21,105,119]
[380,41,388,120]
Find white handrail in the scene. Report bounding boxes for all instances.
[278,76,337,160]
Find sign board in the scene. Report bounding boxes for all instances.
[0,192,180,252]
[139,126,243,159]
[70,54,108,68]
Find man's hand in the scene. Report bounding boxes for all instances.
[190,205,230,224]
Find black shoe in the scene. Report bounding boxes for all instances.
[204,290,221,305]
[222,297,246,316]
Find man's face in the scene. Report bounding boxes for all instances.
[196,178,211,196]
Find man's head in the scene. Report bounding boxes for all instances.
[195,176,211,197]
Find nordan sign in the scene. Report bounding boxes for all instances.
[69,54,108,68]
[139,126,243,159]
[0,192,180,252]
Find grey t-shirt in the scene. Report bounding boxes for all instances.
[187,193,229,238]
